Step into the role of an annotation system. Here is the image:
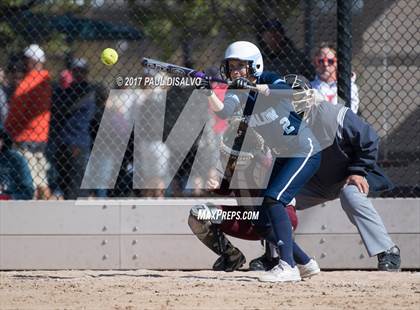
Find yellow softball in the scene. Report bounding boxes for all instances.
[101,48,118,66]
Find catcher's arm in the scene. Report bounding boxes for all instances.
[206,177,220,190]
[206,166,234,196]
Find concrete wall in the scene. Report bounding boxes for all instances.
[1,198,418,270]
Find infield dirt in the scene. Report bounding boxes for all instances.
[1,270,419,309]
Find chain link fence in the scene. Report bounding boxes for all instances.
[0,0,418,200]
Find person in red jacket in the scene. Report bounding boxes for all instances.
[5,44,52,199]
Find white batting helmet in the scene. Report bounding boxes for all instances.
[221,41,264,79]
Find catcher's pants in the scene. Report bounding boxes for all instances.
[219,205,298,240]
[295,179,395,256]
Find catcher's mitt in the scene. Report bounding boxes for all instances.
[220,117,265,164]
[219,117,272,189]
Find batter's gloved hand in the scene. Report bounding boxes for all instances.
[231,77,256,89]
[196,76,213,96]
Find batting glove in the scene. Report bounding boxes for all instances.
[231,77,256,89]
[196,76,213,96]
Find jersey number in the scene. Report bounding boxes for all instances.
[280,117,295,134]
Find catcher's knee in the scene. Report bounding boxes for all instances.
[253,225,272,239]
[285,204,298,231]
[188,203,222,236]
[188,213,210,236]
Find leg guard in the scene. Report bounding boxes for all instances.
[188,204,233,256]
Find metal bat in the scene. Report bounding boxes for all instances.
[141,57,258,90]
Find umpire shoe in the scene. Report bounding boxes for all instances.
[213,247,246,272]
[259,260,301,283]
[298,258,321,278]
[249,255,279,271]
[377,246,401,271]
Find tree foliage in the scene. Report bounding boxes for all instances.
[0,0,88,63]
[128,0,300,66]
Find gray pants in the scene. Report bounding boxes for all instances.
[295,179,395,256]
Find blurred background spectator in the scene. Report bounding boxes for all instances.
[0,67,7,125]
[257,19,315,80]
[181,66,230,198]
[5,53,26,99]
[0,125,34,200]
[59,53,76,90]
[5,44,52,199]
[141,176,166,198]
[49,58,96,199]
[137,71,171,196]
[311,43,359,114]
[87,80,135,198]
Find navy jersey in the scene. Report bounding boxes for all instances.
[215,72,318,157]
[314,107,394,192]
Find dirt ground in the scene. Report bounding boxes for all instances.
[0,270,419,310]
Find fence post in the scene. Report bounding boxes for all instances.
[304,0,314,62]
[337,0,352,108]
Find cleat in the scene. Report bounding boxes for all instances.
[298,258,321,278]
[213,247,246,272]
[249,255,279,271]
[378,246,401,271]
[258,260,301,283]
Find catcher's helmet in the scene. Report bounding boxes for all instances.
[284,74,315,118]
